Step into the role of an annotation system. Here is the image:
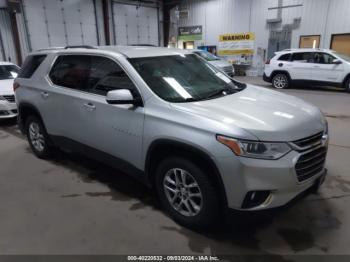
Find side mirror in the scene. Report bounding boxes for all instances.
[106,89,143,106]
[333,59,342,65]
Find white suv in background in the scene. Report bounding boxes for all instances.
[0,62,20,119]
[264,48,350,92]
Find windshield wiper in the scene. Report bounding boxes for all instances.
[205,88,233,99]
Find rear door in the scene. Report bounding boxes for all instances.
[48,54,145,168]
[312,52,344,83]
[288,52,315,80]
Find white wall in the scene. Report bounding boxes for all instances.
[178,0,350,74]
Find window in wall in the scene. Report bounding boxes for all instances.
[299,35,320,48]
[331,34,350,56]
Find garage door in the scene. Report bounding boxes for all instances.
[0,9,17,63]
[331,34,350,56]
[112,2,159,46]
[22,0,98,51]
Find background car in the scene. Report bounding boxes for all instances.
[264,48,350,92]
[193,49,235,77]
[0,62,20,119]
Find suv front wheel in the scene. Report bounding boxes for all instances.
[25,116,53,159]
[345,77,350,93]
[155,157,220,228]
[272,73,290,89]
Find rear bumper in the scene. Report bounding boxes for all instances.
[263,73,272,83]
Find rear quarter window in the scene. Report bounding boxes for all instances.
[18,55,47,78]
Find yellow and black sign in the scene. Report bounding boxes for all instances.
[219,33,256,42]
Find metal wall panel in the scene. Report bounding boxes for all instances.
[22,0,98,51]
[112,1,159,46]
[179,0,350,74]
[0,8,17,63]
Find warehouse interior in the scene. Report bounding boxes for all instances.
[1,0,350,260]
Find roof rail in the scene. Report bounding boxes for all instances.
[64,45,97,49]
[37,47,65,51]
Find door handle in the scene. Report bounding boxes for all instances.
[83,102,96,111]
[313,65,320,68]
[41,92,49,99]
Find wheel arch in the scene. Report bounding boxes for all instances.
[18,102,44,134]
[145,139,228,207]
[271,70,292,80]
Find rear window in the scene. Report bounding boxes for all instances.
[278,53,291,61]
[18,55,47,78]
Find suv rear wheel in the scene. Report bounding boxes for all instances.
[272,73,290,89]
[155,156,220,228]
[25,116,53,159]
[344,77,350,93]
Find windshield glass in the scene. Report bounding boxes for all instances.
[0,65,20,80]
[194,51,220,61]
[333,51,350,62]
[129,54,245,103]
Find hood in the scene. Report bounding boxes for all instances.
[171,85,326,141]
[208,59,232,69]
[0,79,14,96]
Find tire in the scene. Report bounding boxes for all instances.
[155,156,220,228]
[272,73,290,89]
[25,115,53,159]
[344,78,350,93]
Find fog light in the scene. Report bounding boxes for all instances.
[241,191,271,209]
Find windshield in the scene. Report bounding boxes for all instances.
[333,51,350,62]
[194,51,220,61]
[0,65,20,80]
[129,54,245,103]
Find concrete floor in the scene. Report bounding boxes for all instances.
[1,77,350,255]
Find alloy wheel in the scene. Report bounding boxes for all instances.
[163,168,203,217]
[29,122,45,152]
[273,75,288,89]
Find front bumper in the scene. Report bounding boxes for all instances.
[216,146,327,210]
[0,101,17,119]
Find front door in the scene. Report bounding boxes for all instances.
[312,52,344,83]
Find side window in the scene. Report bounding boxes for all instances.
[291,52,313,63]
[49,55,91,90]
[49,55,137,96]
[88,56,137,96]
[278,53,291,61]
[314,53,336,64]
[18,55,47,78]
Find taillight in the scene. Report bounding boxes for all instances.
[265,59,271,64]
[13,82,20,92]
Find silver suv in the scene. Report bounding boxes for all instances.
[15,46,328,228]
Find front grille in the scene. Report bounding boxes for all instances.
[295,146,327,182]
[291,132,323,150]
[3,95,15,103]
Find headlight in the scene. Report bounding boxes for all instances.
[0,96,5,101]
[217,135,291,160]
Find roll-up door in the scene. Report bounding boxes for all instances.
[22,0,99,51]
[112,1,159,46]
[0,9,17,63]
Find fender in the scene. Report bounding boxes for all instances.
[145,139,228,206]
